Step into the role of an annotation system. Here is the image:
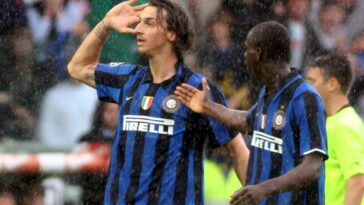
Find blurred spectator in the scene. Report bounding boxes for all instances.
[172,0,221,38]
[226,0,277,49]
[348,32,364,116]
[313,2,347,51]
[349,32,364,74]
[337,0,364,48]
[0,0,28,91]
[197,10,251,109]
[285,0,324,74]
[310,0,364,49]
[0,92,35,141]
[36,79,98,148]
[26,0,89,81]
[272,0,287,23]
[22,183,44,205]
[77,102,118,204]
[79,102,118,144]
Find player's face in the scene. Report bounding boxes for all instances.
[135,6,175,56]
[306,67,330,101]
[244,32,261,79]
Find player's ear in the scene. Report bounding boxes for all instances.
[326,77,338,92]
[167,31,176,42]
[256,47,262,60]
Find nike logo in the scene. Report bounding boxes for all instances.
[126,96,133,101]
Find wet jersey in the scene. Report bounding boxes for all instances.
[245,70,328,205]
[95,62,237,205]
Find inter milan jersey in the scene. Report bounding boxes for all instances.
[95,62,237,205]
[245,70,328,205]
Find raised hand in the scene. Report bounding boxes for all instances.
[103,0,148,34]
[175,78,211,114]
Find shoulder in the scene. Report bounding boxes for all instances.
[329,107,363,128]
[292,82,323,103]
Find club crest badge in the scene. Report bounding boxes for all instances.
[162,94,180,113]
[141,96,154,110]
[272,110,286,130]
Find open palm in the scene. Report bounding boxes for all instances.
[175,78,211,113]
[104,0,148,34]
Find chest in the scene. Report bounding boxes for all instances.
[119,83,191,136]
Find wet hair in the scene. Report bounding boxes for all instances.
[310,53,354,95]
[249,21,290,63]
[149,0,194,59]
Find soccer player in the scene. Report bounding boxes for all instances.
[306,53,364,205]
[67,0,249,204]
[175,21,328,205]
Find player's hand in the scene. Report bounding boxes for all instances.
[175,78,210,114]
[103,0,148,34]
[230,185,266,205]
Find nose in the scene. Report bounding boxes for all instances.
[135,22,143,34]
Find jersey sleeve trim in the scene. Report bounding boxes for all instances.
[303,148,328,158]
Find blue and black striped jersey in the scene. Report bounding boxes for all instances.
[245,70,328,205]
[95,62,237,205]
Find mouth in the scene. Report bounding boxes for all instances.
[137,38,146,45]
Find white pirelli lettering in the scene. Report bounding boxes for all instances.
[123,115,175,135]
[251,131,283,154]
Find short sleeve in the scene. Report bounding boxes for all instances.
[293,92,328,159]
[94,63,137,104]
[203,81,239,147]
[330,121,364,180]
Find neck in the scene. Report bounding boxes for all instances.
[148,49,179,84]
[325,93,349,116]
[261,62,291,93]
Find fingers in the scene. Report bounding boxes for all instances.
[122,27,137,34]
[231,188,243,199]
[127,0,140,5]
[174,89,191,107]
[175,85,196,98]
[230,188,248,205]
[175,93,190,106]
[181,83,200,94]
[133,3,149,11]
[202,78,210,91]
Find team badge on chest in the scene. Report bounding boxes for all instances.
[141,96,154,110]
[162,94,181,113]
[272,110,286,130]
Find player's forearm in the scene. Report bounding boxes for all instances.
[202,101,250,133]
[257,153,323,196]
[344,174,364,205]
[67,20,112,86]
[226,134,250,186]
[232,148,249,185]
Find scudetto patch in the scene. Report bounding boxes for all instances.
[141,96,154,110]
[162,94,180,113]
[272,109,286,130]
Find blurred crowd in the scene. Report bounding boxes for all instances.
[1,0,364,204]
